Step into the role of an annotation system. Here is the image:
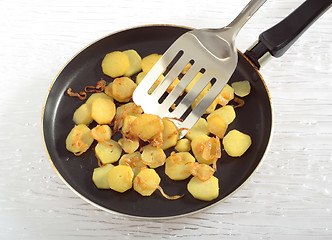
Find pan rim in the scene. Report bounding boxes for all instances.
[41,24,274,219]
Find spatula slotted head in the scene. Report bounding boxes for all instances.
[133,30,238,137]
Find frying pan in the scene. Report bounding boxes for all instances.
[42,0,331,218]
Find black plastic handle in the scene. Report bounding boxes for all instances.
[245,0,332,69]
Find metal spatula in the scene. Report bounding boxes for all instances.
[133,0,266,137]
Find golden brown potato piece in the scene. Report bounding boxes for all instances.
[141,145,166,168]
[207,114,228,139]
[187,176,219,201]
[130,113,163,141]
[102,51,130,78]
[119,152,146,177]
[118,137,139,154]
[140,54,161,73]
[86,92,113,105]
[231,80,251,97]
[165,152,195,180]
[123,49,142,77]
[189,162,215,182]
[109,77,137,103]
[73,92,112,125]
[95,139,122,164]
[107,165,134,193]
[92,164,114,189]
[185,117,209,141]
[90,125,112,142]
[133,168,161,196]
[191,135,221,165]
[91,97,116,124]
[66,124,94,155]
[216,84,234,106]
[222,129,252,157]
[113,102,143,131]
[175,138,191,152]
[73,103,93,125]
[209,105,236,125]
[161,118,179,150]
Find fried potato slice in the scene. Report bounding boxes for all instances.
[109,77,137,103]
[207,114,228,139]
[187,176,219,201]
[73,103,93,125]
[91,97,116,124]
[118,137,139,154]
[209,105,236,125]
[133,168,161,196]
[191,135,221,165]
[222,129,252,157]
[141,145,166,168]
[140,54,161,73]
[102,51,130,78]
[123,49,142,77]
[130,113,163,141]
[185,117,209,141]
[95,139,122,164]
[119,152,146,177]
[165,152,195,180]
[92,164,114,189]
[216,84,234,106]
[231,80,251,97]
[66,124,94,155]
[107,165,134,193]
[90,125,112,142]
[161,118,179,150]
[174,138,191,152]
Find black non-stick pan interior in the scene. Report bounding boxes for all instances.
[42,25,272,218]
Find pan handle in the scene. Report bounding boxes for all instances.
[245,0,332,69]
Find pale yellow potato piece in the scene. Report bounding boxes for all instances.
[207,114,228,139]
[73,103,93,125]
[92,164,114,189]
[185,117,209,141]
[222,129,252,157]
[231,80,251,97]
[102,51,130,78]
[110,77,137,103]
[130,114,163,141]
[141,145,166,168]
[95,140,122,164]
[191,135,221,165]
[133,168,160,196]
[175,138,191,152]
[118,137,139,154]
[107,165,134,193]
[187,176,219,201]
[140,54,161,73]
[86,92,113,105]
[113,102,142,131]
[191,88,218,114]
[91,97,116,124]
[90,125,112,142]
[217,84,234,106]
[66,124,94,155]
[73,92,112,125]
[165,152,195,180]
[123,49,142,77]
[119,152,146,177]
[135,71,146,85]
[209,105,236,125]
[161,118,179,150]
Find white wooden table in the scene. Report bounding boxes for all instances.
[1,0,331,239]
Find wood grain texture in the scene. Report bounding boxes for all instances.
[0,0,331,239]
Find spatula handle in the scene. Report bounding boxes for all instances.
[245,0,332,69]
[226,0,266,38]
